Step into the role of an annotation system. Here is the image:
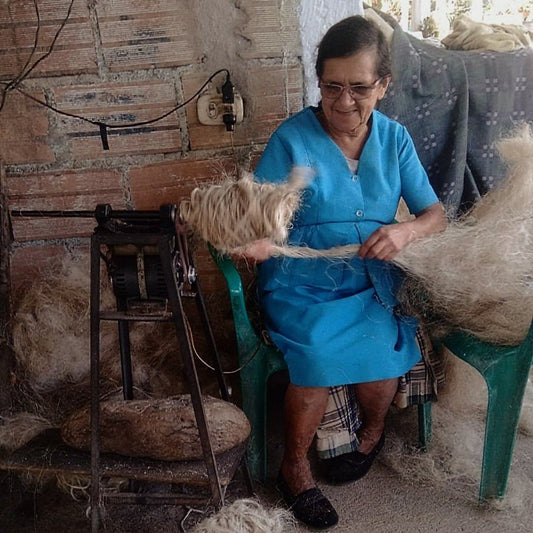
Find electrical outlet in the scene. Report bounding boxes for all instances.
[197,91,244,126]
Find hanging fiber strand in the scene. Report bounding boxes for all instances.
[394,123,533,345]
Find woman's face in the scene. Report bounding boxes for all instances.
[319,49,389,136]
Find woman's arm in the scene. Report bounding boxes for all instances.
[358,202,446,261]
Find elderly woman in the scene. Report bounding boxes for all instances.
[243,15,446,529]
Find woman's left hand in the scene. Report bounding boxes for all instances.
[359,202,446,261]
[358,222,417,261]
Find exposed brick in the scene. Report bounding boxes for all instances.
[52,81,182,159]
[0,0,97,79]
[96,0,202,71]
[238,0,302,60]
[184,65,303,150]
[129,157,236,210]
[6,168,124,241]
[0,90,55,165]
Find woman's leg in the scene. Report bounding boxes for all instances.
[316,385,362,459]
[354,377,398,453]
[280,383,329,494]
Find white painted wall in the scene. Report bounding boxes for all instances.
[298,0,364,106]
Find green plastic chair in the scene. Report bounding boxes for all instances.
[425,321,533,502]
[209,246,432,482]
[209,246,286,481]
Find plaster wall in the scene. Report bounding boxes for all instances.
[299,0,363,105]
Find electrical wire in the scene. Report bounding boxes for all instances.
[10,68,230,129]
[0,1,232,148]
[0,0,75,112]
[184,312,262,375]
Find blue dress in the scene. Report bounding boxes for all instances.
[255,107,439,387]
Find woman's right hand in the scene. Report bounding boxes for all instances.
[232,238,275,263]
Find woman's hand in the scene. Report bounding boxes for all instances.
[359,202,446,261]
[358,223,417,261]
[232,238,275,264]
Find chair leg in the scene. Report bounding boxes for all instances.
[239,353,269,483]
[417,402,432,450]
[477,351,531,501]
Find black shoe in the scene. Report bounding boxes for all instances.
[323,432,385,485]
[276,472,338,530]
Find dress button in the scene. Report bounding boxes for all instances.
[352,174,358,182]
[356,209,364,217]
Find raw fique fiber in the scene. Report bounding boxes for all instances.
[395,124,533,345]
[11,258,108,392]
[383,353,532,510]
[10,254,185,396]
[179,167,311,255]
[0,413,53,454]
[191,498,295,533]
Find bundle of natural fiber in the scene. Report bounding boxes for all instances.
[179,167,310,256]
[11,257,113,392]
[0,413,54,454]
[191,498,295,533]
[395,123,533,345]
[441,14,532,52]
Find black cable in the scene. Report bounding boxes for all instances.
[0,0,75,112]
[0,2,232,149]
[10,68,230,149]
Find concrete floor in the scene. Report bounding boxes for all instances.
[1,370,532,533]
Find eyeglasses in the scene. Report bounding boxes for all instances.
[319,77,384,100]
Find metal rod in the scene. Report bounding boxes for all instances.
[11,210,95,217]
[117,298,134,401]
[158,234,225,508]
[90,234,102,533]
[10,208,161,219]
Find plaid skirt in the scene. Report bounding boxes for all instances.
[316,327,445,459]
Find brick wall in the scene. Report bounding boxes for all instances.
[0,0,303,371]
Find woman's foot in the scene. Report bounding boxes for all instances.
[356,426,385,454]
[322,432,385,485]
[277,471,338,530]
[279,457,315,495]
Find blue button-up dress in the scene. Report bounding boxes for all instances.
[255,107,439,387]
